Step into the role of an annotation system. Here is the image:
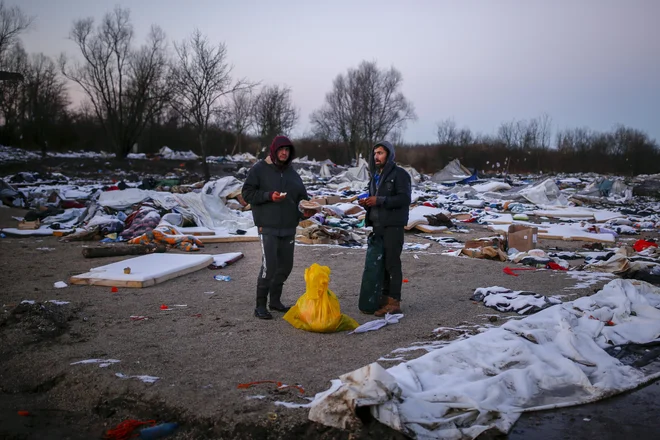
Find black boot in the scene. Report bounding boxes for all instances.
[268,285,290,313]
[255,291,272,320]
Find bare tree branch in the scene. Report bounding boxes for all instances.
[61,6,169,158]
[169,29,256,180]
[310,60,416,160]
[252,84,298,146]
[0,1,33,62]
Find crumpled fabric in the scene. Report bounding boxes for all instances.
[120,207,161,239]
[128,225,203,252]
[348,314,404,334]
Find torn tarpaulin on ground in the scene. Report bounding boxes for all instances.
[309,279,660,439]
[471,286,562,314]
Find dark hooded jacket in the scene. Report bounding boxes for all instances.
[242,136,308,235]
[365,141,412,228]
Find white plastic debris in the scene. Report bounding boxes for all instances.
[54,281,68,289]
[348,313,404,334]
[115,373,160,383]
[71,359,121,368]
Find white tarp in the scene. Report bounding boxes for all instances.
[158,146,199,160]
[472,181,511,193]
[309,279,660,439]
[320,163,333,178]
[401,165,422,183]
[518,178,568,207]
[431,159,472,184]
[97,177,253,232]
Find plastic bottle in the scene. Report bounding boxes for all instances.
[139,422,179,439]
[214,275,231,281]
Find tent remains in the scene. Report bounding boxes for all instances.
[431,159,473,184]
[309,279,660,439]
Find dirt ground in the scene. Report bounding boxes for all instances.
[0,202,658,440]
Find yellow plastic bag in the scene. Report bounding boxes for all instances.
[283,263,358,333]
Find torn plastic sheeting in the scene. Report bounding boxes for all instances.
[309,279,660,439]
[430,159,472,184]
[348,314,404,334]
[471,181,512,193]
[71,359,120,368]
[115,373,159,383]
[518,178,568,207]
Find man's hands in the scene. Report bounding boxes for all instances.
[358,196,378,207]
[271,191,287,202]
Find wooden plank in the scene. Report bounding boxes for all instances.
[539,234,614,243]
[82,245,166,258]
[414,224,448,233]
[178,226,216,236]
[197,235,259,243]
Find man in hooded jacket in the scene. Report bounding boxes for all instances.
[242,136,313,319]
[359,141,412,316]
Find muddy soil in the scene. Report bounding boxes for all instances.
[1,182,659,439]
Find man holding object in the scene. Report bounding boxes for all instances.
[242,136,315,319]
[358,141,411,316]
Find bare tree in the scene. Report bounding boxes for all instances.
[537,113,552,149]
[457,127,473,147]
[310,71,364,159]
[497,120,516,149]
[0,1,32,61]
[61,7,170,158]
[358,61,416,154]
[169,29,253,180]
[225,89,253,155]
[252,84,298,147]
[311,60,416,160]
[436,118,458,145]
[0,42,27,139]
[23,53,70,155]
[556,127,592,154]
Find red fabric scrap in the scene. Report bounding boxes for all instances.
[633,239,658,253]
[546,261,568,271]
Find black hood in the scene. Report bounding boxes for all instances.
[369,141,396,174]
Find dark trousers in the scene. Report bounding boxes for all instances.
[256,234,295,307]
[373,226,404,301]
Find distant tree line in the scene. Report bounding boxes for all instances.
[1,2,658,177]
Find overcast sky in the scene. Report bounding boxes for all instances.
[15,0,660,144]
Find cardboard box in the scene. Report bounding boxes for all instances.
[296,235,335,245]
[310,195,344,205]
[464,236,505,251]
[507,225,538,252]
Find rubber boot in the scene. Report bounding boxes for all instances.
[268,285,290,313]
[254,289,272,319]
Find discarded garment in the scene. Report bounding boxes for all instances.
[471,286,562,314]
[128,225,203,252]
[348,314,404,334]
